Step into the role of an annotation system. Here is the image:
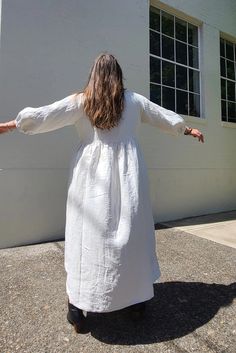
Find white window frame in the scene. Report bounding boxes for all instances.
[150,0,206,126]
[219,34,236,125]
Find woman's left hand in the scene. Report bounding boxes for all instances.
[190,128,204,143]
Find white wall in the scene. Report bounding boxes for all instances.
[0,0,148,248]
[141,0,236,221]
[0,0,235,248]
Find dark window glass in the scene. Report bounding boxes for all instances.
[188,45,199,69]
[226,41,234,61]
[220,58,226,77]
[162,87,175,110]
[162,60,175,87]
[189,93,200,116]
[226,60,235,80]
[150,56,161,83]
[175,18,187,42]
[150,30,160,56]
[221,79,226,99]
[220,38,225,57]
[227,80,235,101]
[188,23,198,46]
[150,6,160,31]
[162,35,174,60]
[176,65,187,90]
[228,102,236,121]
[150,84,161,105]
[177,90,188,114]
[221,100,227,121]
[161,11,174,37]
[176,41,187,65]
[189,69,200,93]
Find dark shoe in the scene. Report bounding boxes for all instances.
[128,301,146,320]
[67,299,88,333]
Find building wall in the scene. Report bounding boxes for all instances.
[145,0,236,221]
[0,0,235,248]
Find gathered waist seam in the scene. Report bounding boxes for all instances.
[78,137,138,146]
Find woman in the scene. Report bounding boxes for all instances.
[0,53,204,333]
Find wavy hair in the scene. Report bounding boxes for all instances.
[76,53,125,130]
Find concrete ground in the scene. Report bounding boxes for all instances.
[162,210,236,249]
[0,211,236,353]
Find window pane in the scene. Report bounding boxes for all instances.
[226,60,235,80]
[188,45,199,69]
[221,79,226,99]
[220,58,226,77]
[177,90,188,114]
[189,69,200,93]
[228,102,236,122]
[220,38,225,57]
[221,100,227,121]
[161,11,174,37]
[162,35,174,60]
[150,30,160,56]
[175,18,187,42]
[150,84,161,105]
[150,56,161,84]
[176,41,187,65]
[226,41,234,61]
[162,86,175,110]
[176,65,187,90]
[189,93,200,116]
[150,6,160,31]
[188,23,198,46]
[227,80,235,101]
[162,60,175,87]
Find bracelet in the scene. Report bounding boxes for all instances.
[184,127,192,135]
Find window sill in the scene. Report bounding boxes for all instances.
[221,121,236,128]
[180,115,207,125]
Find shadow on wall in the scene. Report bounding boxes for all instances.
[86,281,236,345]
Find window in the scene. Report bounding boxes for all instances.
[220,37,236,123]
[149,6,201,118]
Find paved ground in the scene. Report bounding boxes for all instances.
[0,214,236,353]
[162,210,236,249]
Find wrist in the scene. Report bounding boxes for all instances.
[184,126,192,135]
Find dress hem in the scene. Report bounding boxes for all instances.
[67,273,162,313]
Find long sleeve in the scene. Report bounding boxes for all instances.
[139,94,187,136]
[15,93,83,135]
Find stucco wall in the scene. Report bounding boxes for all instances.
[144,0,236,221]
[0,0,235,248]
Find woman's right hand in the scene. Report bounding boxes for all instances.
[0,121,16,134]
[0,123,9,134]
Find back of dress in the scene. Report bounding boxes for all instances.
[15,88,187,313]
[74,89,142,145]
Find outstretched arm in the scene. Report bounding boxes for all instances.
[139,94,204,143]
[0,93,83,135]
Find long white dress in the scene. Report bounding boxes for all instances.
[15,89,187,312]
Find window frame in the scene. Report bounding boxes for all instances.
[149,0,205,124]
[219,34,236,124]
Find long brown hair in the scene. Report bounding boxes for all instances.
[76,53,125,130]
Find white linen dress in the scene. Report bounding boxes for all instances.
[15,89,187,313]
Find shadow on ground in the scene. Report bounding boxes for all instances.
[85,281,236,345]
